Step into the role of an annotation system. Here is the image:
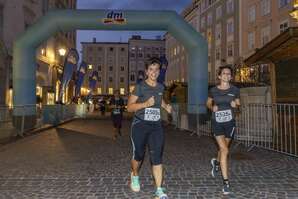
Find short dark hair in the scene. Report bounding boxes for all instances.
[218,65,233,76]
[146,57,161,70]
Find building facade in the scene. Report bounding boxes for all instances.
[240,0,297,58]
[165,1,199,85]
[128,35,165,92]
[0,0,77,106]
[81,39,129,96]
[165,0,297,86]
[80,35,165,96]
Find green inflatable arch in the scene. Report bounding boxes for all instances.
[13,9,208,117]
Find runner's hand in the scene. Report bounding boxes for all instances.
[144,96,155,107]
[165,104,172,114]
[212,105,218,112]
[230,100,237,108]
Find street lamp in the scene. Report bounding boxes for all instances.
[58,48,66,56]
[290,0,298,20]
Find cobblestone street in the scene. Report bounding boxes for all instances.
[0,116,297,199]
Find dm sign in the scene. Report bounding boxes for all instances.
[102,11,126,25]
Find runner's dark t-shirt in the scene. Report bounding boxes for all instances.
[208,85,240,120]
[110,97,124,115]
[131,81,164,121]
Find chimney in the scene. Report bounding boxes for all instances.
[93,37,96,43]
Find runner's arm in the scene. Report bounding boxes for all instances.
[127,94,148,112]
[206,97,213,111]
[162,99,172,113]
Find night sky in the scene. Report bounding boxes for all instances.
[76,0,193,51]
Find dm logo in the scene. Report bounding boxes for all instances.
[102,11,126,25]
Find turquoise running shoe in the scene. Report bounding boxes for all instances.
[154,187,168,199]
[130,172,140,192]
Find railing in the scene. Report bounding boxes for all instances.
[0,104,88,140]
[163,103,298,157]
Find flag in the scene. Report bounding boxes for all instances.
[157,55,168,84]
[59,48,79,102]
[75,61,87,98]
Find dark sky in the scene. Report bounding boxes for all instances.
[76,0,193,50]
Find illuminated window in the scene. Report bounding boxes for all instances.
[108,88,113,95]
[120,88,125,95]
[47,92,55,105]
[129,85,135,93]
[97,87,102,94]
[88,64,93,70]
[36,86,42,97]
[7,89,13,107]
[55,81,60,101]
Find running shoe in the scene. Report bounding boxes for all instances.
[154,187,168,199]
[130,172,140,192]
[211,158,220,177]
[222,182,231,195]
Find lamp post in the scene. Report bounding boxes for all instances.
[58,48,66,56]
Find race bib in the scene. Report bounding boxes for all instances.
[215,109,232,123]
[113,108,121,114]
[144,108,160,121]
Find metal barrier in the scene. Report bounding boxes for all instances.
[0,104,88,140]
[162,103,298,157]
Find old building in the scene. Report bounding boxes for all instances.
[0,0,77,106]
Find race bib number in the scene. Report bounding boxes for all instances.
[113,108,121,114]
[144,108,160,121]
[215,109,232,123]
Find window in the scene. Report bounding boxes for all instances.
[227,43,233,57]
[0,5,4,38]
[120,88,125,95]
[248,5,256,23]
[120,77,124,83]
[201,16,206,29]
[261,26,270,46]
[279,20,289,33]
[226,0,234,14]
[146,54,151,58]
[138,53,143,58]
[120,66,125,71]
[261,0,270,16]
[109,77,113,82]
[227,18,234,35]
[130,53,135,57]
[279,0,290,8]
[216,6,222,20]
[109,66,113,71]
[109,47,114,52]
[130,74,135,81]
[88,57,92,62]
[97,88,102,95]
[208,0,213,6]
[215,24,221,40]
[98,65,101,71]
[97,47,102,51]
[108,88,113,95]
[207,13,212,26]
[215,47,221,60]
[98,76,101,82]
[248,32,255,50]
[88,47,93,52]
[207,30,212,43]
[120,47,125,52]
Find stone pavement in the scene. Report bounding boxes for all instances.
[0,115,297,199]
